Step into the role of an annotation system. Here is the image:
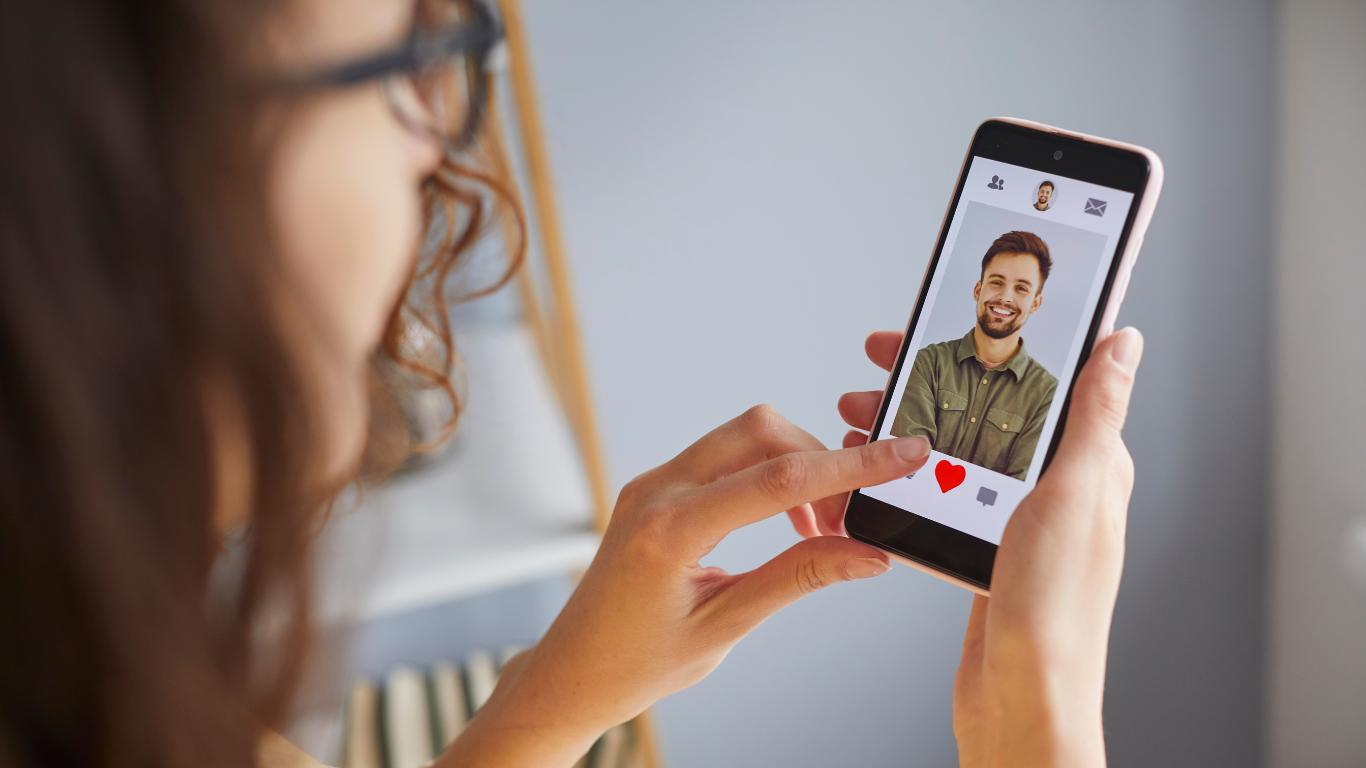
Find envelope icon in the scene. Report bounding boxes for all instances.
[1084,198,1107,217]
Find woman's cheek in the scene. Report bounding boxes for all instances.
[281,104,423,362]
[343,99,436,351]
[355,164,424,348]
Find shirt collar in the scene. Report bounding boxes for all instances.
[955,330,1032,381]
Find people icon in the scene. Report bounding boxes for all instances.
[987,175,1005,190]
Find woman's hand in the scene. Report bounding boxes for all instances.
[838,327,1143,767]
[442,406,931,766]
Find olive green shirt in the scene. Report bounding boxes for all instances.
[891,331,1057,480]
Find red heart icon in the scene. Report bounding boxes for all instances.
[934,459,966,493]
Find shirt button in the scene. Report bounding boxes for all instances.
[970,416,977,423]
[942,402,949,408]
[1002,423,1009,429]
[980,377,988,385]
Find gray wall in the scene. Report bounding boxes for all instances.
[518,1,1274,765]
[1270,1,1366,765]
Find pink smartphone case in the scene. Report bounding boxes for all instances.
[879,117,1164,596]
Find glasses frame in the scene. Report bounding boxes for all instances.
[280,0,504,151]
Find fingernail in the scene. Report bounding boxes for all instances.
[892,436,930,463]
[1110,327,1143,372]
[845,557,890,580]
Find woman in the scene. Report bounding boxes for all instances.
[0,0,1142,766]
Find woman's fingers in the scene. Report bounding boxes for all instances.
[960,595,989,669]
[1046,328,1143,490]
[1015,327,1142,560]
[865,331,905,372]
[681,436,930,552]
[796,329,904,537]
[660,405,848,539]
[837,390,884,431]
[821,389,886,534]
[785,503,822,539]
[807,431,871,535]
[707,535,890,634]
[808,501,845,537]
[809,494,851,537]
[667,404,826,485]
[952,595,989,715]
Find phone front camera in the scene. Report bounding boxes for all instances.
[1052,150,1064,160]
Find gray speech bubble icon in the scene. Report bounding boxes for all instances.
[976,486,998,507]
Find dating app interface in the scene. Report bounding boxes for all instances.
[863,157,1134,545]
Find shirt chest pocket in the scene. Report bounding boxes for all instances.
[934,391,968,447]
[984,407,1023,436]
[978,406,1024,466]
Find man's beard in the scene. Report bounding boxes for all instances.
[977,302,1025,339]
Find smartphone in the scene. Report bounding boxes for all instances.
[843,117,1163,595]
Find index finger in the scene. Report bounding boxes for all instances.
[667,405,826,485]
[865,331,904,372]
[680,435,930,551]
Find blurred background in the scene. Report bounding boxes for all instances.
[319,1,1366,766]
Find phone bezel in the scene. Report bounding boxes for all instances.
[844,118,1155,592]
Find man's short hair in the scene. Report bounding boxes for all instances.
[981,231,1052,286]
[1038,180,1055,189]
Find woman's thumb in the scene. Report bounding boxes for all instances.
[1055,327,1143,461]
[714,536,890,632]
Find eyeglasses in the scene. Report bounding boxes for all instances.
[282,0,503,151]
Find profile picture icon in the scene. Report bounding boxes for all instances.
[1033,180,1056,212]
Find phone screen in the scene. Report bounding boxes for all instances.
[859,153,1137,548]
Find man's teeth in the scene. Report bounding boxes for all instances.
[990,306,1013,317]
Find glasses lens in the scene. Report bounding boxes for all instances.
[390,0,484,145]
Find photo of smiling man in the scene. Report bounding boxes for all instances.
[891,231,1058,480]
[1033,180,1055,211]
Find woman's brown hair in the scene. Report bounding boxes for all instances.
[0,1,518,765]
